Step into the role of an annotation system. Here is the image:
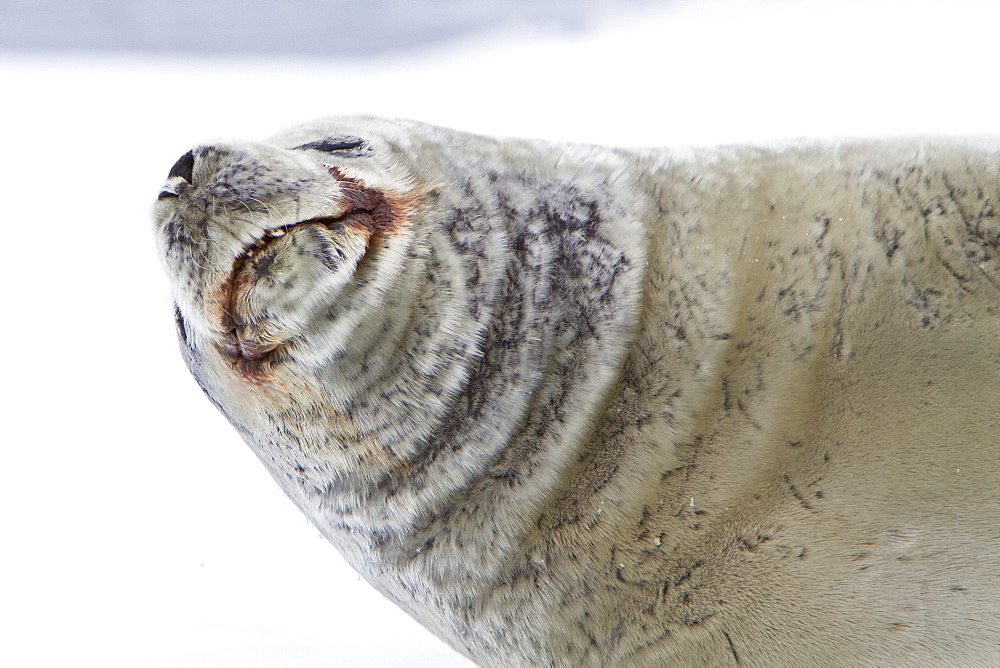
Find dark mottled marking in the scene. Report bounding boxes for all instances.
[736,533,773,552]
[173,306,189,346]
[251,249,278,276]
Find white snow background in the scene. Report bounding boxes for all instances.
[2,1,998,665]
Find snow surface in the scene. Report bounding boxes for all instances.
[2,1,998,665]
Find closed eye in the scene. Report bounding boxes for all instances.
[293,136,369,153]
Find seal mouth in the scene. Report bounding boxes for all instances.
[219,213,365,366]
[237,216,349,270]
[218,165,409,370]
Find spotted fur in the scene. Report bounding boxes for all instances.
[154,117,1000,665]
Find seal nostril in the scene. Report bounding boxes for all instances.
[168,150,196,183]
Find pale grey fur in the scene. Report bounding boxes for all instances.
[154,117,1000,665]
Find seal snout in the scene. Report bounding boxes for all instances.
[158,150,196,200]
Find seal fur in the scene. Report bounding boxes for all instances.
[154,117,1000,665]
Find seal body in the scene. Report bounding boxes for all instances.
[154,117,1000,665]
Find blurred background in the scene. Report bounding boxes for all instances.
[2,1,998,666]
[2,0,662,56]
